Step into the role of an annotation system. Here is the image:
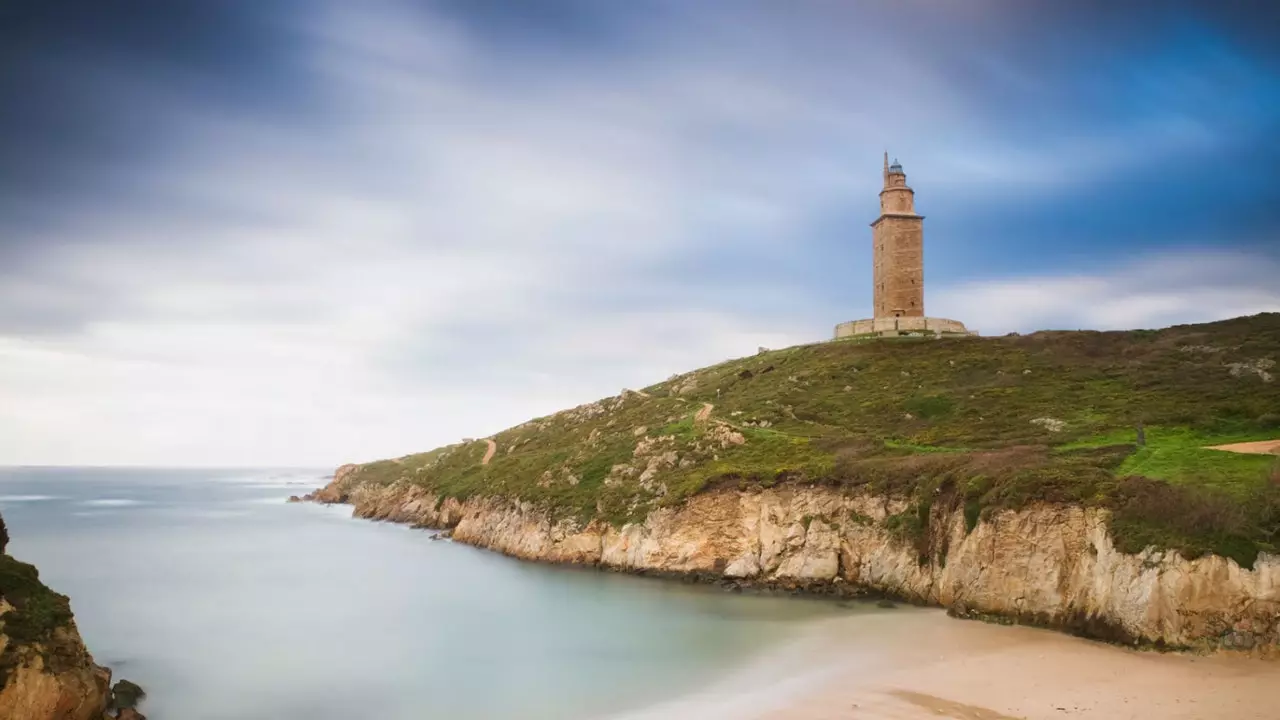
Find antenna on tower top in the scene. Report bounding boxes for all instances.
[883,151,889,185]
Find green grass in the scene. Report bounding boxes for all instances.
[1117,428,1276,493]
[0,524,78,686]
[1122,445,1274,495]
[1062,426,1278,497]
[335,312,1280,567]
[0,555,72,645]
[671,425,835,498]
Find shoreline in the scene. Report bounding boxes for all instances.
[610,607,1280,720]
[764,610,1280,720]
[309,497,1280,719]
[606,613,863,720]
[299,479,1280,653]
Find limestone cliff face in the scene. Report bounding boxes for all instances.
[0,515,111,720]
[314,475,1280,652]
[0,624,110,720]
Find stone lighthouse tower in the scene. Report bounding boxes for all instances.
[872,153,924,318]
[832,154,971,339]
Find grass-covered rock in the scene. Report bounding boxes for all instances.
[342,313,1280,568]
[0,516,111,720]
[0,514,79,689]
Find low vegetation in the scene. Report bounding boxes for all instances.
[0,514,76,686]
[343,313,1280,567]
[0,556,73,645]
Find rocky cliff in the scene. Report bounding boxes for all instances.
[0,514,114,720]
[312,469,1280,653]
[306,315,1280,653]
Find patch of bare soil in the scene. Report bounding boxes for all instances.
[1206,439,1280,455]
[695,402,714,423]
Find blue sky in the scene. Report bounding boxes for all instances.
[1,0,1278,466]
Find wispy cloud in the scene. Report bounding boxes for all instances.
[936,251,1280,335]
[1,0,1277,465]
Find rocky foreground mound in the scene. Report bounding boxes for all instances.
[307,313,1280,652]
[0,514,145,719]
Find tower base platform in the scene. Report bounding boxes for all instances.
[833,316,974,339]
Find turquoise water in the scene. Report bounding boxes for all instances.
[0,467,868,719]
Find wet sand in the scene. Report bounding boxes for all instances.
[764,609,1280,720]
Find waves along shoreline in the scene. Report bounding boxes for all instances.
[302,465,1280,654]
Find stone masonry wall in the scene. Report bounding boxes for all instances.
[872,215,924,318]
[833,316,969,338]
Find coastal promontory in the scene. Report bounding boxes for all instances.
[308,313,1280,651]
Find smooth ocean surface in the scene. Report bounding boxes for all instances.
[0,467,874,719]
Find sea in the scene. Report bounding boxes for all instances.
[0,467,893,720]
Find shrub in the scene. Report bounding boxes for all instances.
[904,394,955,420]
[964,499,981,533]
[1107,476,1274,567]
[0,555,74,644]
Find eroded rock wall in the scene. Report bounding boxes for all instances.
[0,513,112,720]
[316,478,1280,651]
[0,631,110,720]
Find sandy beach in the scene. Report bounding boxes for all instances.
[759,608,1280,720]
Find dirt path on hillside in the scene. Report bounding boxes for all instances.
[695,402,714,422]
[1205,439,1280,455]
[481,439,497,465]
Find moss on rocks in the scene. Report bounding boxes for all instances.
[0,515,78,690]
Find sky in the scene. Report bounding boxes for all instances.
[2,0,1279,467]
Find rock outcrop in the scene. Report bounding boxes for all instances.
[0,514,115,720]
[311,473,1280,652]
[108,679,146,719]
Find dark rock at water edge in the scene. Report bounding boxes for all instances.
[109,678,146,712]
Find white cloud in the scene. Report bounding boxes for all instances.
[1,2,1275,466]
[2,2,865,466]
[935,250,1280,335]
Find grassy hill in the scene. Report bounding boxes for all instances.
[346,313,1280,568]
